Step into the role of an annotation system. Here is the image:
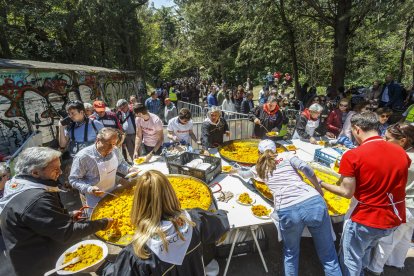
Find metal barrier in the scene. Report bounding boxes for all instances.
[177,101,205,122]
[163,117,254,149]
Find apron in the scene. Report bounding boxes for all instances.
[86,152,118,210]
[305,119,319,137]
[292,118,319,139]
[342,138,405,231]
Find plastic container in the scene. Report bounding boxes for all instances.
[314,148,341,167]
[166,152,221,183]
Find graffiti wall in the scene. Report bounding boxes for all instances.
[0,68,141,155]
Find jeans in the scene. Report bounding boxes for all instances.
[340,220,395,276]
[277,196,342,276]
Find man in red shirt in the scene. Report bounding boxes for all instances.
[320,111,410,276]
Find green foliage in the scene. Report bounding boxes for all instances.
[0,0,413,88]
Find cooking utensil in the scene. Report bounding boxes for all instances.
[259,123,270,133]
[44,257,80,276]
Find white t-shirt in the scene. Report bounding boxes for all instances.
[136,113,163,147]
[167,116,193,144]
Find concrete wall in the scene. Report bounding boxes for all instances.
[0,68,142,155]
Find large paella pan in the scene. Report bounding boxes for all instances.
[251,163,350,220]
[218,139,288,165]
[91,174,214,246]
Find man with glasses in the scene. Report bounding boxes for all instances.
[69,128,138,210]
[167,108,199,145]
[376,107,393,137]
[58,100,104,157]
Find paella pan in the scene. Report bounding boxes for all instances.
[218,139,288,165]
[91,174,214,246]
[251,163,350,219]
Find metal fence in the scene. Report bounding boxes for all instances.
[177,101,205,122]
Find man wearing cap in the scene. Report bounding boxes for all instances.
[116,99,136,161]
[164,98,177,124]
[90,100,123,131]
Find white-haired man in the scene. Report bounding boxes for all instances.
[0,147,113,276]
[69,127,139,209]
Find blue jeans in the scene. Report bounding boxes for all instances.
[277,196,342,276]
[340,220,395,276]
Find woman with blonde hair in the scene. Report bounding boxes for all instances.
[103,170,229,276]
[235,140,341,276]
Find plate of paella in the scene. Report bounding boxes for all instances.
[91,175,214,246]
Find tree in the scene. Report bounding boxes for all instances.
[303,0,379,94]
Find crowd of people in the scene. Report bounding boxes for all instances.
[0,72,414,276]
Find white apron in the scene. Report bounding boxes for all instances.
[292,118,320,139]
[86,153,118,210]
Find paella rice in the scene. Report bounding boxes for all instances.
[252,169,350,216]
[92,176,212,244]
[251,205,271,217]
[63,244,103,271]
[238,193,253,204]
[219,141,286,164]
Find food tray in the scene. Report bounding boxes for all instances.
[166,152,221,183]
[218,139,288,166]
[90,175,216,246]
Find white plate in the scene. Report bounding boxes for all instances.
[56,240,108,275]
[235,194,256,206]
[252,214,271,220]
[125,171,140,179]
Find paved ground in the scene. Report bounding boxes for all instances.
[1,190,413,276]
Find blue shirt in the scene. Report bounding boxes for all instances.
[207,93,218,107]
[64,119,104,143]
[145,98,161,114]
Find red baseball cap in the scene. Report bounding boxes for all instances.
[93,100,106,112]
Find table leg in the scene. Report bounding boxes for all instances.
[223,228,240,276]
[250,226,269,273]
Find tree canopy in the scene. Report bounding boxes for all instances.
[1,0,413,90]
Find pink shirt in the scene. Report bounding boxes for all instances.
[136,113,163,147]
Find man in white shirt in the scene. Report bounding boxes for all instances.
[167,108,198,145]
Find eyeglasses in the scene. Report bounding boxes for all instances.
[314,99,320,102]
[339,104,348,107]
[380,114,390,118]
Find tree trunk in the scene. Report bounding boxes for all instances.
[397,17,414,83]
[0,6,11,58]
[331,0,352,95]
[278,0,301,98]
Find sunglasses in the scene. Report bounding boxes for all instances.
[380,114,390,118]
